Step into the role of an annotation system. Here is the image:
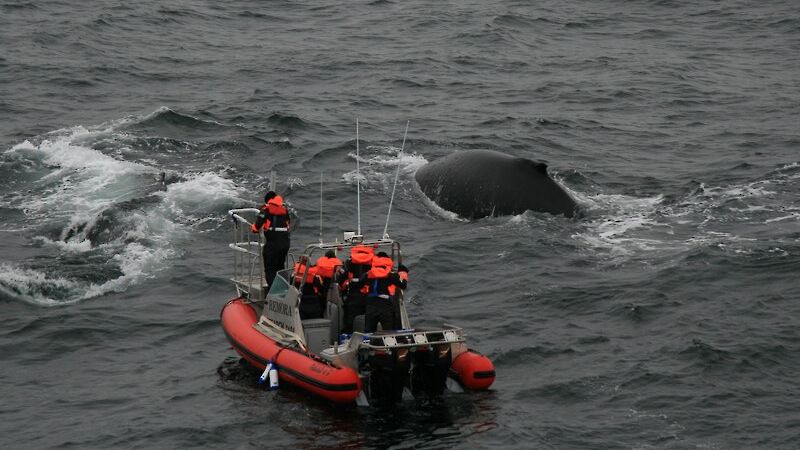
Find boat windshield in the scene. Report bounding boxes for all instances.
[267,269,291,298]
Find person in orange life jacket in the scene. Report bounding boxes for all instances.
[251,191,290,287]
[340,245,374,333]
[315,250,343,299]
[350,252,408,333]
[292,260,325,320]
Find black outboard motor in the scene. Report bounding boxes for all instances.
[411,345,451,398]
[367,349,411,404]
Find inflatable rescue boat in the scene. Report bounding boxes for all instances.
[221,208,495,404]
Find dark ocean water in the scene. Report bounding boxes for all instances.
[2,0,799,448]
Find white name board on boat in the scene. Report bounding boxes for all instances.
[266,293,297,334]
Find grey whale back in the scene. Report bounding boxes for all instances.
[414,150,578,219]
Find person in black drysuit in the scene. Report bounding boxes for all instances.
[251,191,290,287]
[293,263,326,320]
[350,252,408,333]
[340,245,374,333]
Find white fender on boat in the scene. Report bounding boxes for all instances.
[259,361,272,384]
[268,362,279,390]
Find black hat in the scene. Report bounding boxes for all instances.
[264,191,277,203]
[325,250,336,258]
[376,251,389,257]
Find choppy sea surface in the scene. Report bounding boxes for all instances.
[2,1,799,448]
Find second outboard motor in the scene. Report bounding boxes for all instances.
[411,344,451,398]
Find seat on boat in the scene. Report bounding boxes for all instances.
[326,301,342,344]
[352,314,365,334]
[299,293,324,319]
[324,283,345,342]
[302,318,331,354]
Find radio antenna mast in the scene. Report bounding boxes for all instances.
[356,119,362,236]
[383,121,410,239]
[319,172,324,244]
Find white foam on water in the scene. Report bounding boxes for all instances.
[84,243,175,298]
[0,235,176,305]
[32,236,95,253]
[703,182,776,200]
[8,127,152,222]
[341,171,368,186]
[765,213,800,224]
[7,139,37,153]
[3,110,248,305]
[572,190,665,214]
[2,170,231,304]
[569,189,671,255]
[285,176,304,189]
[0,264,85,306]
[358,145,429,172]
[343,147,428,192]
[727,205,771,213]
[506,214,529,225]
[566,160,800,260]
[161,171,247,220]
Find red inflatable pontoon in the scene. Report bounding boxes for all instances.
[221,298,361,403]
[451,350,496,390]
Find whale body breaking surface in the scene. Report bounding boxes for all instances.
[414,150,578,219]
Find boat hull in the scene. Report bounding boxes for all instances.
[220,298,362,403]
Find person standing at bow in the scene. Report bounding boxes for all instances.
[251,191,290,287]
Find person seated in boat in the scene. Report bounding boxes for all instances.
[293,260,325,320]
[350,252,408,333]
[340,245,374,333]
[251,191,291,287]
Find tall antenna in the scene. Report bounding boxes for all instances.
[355,118,362,236]
[269,170,276,191]
[383,121,410,239]
[319,172,324,244]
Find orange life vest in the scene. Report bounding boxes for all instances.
[293,262,319,285]
[315,255,342,279]
[362,256,396,297]
[344,246,374,292]
[305,265,320,284]
[253,195,290,233]
[368,256,393,276]
[350,246,374,265]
